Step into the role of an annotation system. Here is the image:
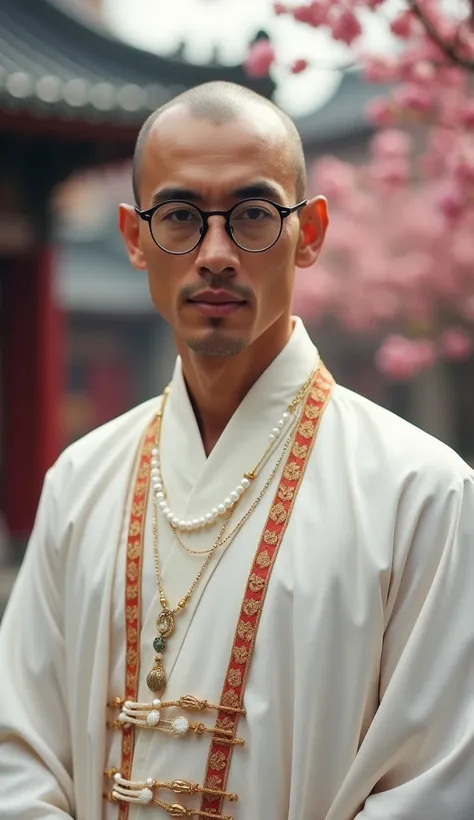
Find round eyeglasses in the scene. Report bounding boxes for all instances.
[134,198,307,255]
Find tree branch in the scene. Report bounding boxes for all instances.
[408,0,474,71]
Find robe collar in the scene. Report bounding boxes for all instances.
[159,317,319,522]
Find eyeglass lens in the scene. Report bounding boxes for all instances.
[150,200,282,253]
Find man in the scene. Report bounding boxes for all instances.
[0,81,473,820]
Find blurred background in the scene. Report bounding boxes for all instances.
[1,0,473,611]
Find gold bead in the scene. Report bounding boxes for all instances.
[177,598,187,610]
[146,665,167,693]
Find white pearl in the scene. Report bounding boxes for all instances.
[154,483,163,492]
[192,519,199,528]
[171,517,179,527]
[269,433,276,442]
[146,710,160,727]
[277,418,285,428]
[172,716,190,735]
[152,698,162,707]
[139,787,153,804]
[205,512,213,523]
[114,772,122,782]
[151,448,158,456]
[212,507,219,518]
[199,517,206,527]
[282,411,290,421]
[217,504,226,515]
[230,490,239,503]
[272,427,280,436]
[118,712,127,723]
[224,497,233,509]
[165,511,173,521]
[185,521,193,531]
[146,778,154,788]
[151,467,159,476]
[159,500,167,510]
[178,520,186,529]
[241,477,251,489]
[155,492,164,501]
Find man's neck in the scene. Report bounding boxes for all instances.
[176,316,293,456]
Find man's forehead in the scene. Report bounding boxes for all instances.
[140,107,294,197]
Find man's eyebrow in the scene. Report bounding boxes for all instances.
[150,187,204,206]
[149,181,285,208]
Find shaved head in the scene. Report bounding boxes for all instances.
[132,81,306,205]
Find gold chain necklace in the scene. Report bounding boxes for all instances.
[146,364,317,694]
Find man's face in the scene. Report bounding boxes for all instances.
[121,105,313,357]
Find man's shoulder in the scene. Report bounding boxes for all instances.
[51,395,163,487]
[328,383,473,488]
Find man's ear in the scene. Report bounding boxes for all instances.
[295,196,329,269]
[118,203,148,271]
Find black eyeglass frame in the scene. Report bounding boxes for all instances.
[134,197,308,255]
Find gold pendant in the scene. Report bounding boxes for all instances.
[146,658,167,694]
[156,608,175,638]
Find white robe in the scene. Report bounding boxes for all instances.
[1,318,474,820]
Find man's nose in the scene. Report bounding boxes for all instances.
[195,216,240,276]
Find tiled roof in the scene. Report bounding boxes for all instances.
[0,0,274,123]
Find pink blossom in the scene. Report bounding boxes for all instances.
[370,156,410,187]
[393,83,434,114]
[462,100,474,129]
[244,40,275,78]
[362,55,398,84]
[291,58,309,74]
[365,0,386,8]
[450,152,474,186]
[375,335,426,380]
[329,10,362,46]
[292,266,339,319]
[292,4,314,24]
[365,98,395,127]
[415,339,437,368]
[390,11,415,39]
[312,156,356,203]
[408,61,436,85]
[370,129,412,159]
[436,184,467,224]
[440,328,473,360]
[307,0,330,27]
[273,2,287,14]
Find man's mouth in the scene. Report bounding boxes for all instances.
[187,290,247,317]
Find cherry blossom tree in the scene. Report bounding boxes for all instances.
[246,1,474,379]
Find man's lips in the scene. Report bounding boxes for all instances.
[187,290,247,317]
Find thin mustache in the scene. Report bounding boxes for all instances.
[180,280,254,302]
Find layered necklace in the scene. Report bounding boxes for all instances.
[145,365,318,697]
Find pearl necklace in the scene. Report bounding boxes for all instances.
[150,366,316,533]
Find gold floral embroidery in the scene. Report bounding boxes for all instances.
[137,464,149,480]
[126,626,138,644]
[128,520,142,537]
[126,671,136,691]
[131,500,145,516]
[278,485,295,502]
[207,775,223,790]
[127,542,141,560]
[256,550,271,569]
[248,574,265,593]
[283,462,301,481]
[221,689,240,709]
[216,716,235,732]
[126,647,138,668]
[304,403,321,420]
[127,563,139,583]
[127,583,138,601]
[232,645,249,664]
[311,386,327,402]
[209,751,227,771]
[227,668,242,687]
[298,420,315,439]
[263,529,278,546]
[135,480,147,497]
[292,442,308,459]
[125,605,139,622]
[269,502,287,524]
[123,736,132,755]
[242,599,260,617]
[236,620,254,641]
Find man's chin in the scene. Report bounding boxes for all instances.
[184,328,249,358]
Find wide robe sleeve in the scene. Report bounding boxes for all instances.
[331,461,474,820]
[0,467,74,818]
